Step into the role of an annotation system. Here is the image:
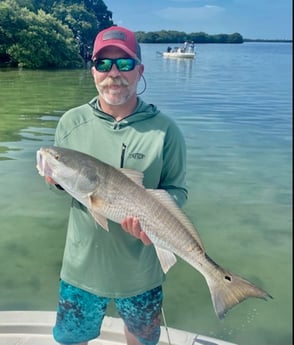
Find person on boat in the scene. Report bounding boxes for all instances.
[189,41,195,53]
[44,26,187,345]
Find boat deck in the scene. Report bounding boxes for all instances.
[0,311,237,345]
[163,52,195,59]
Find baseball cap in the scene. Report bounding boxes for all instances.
[92,26,141,62]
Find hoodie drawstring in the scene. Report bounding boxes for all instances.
[120,143,127,168]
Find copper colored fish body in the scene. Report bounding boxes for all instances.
[36,146,272,319]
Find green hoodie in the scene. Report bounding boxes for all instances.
[54,96,187,298]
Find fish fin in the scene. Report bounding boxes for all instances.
[90,210,109,231]
[155,246,177,273]
[89,195,109,231]
[205,255,273,319]
[119,168,144,186]
[148,189,205,250]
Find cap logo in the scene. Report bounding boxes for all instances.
[102,30,126,41]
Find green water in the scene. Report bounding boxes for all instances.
[0,42,292,345]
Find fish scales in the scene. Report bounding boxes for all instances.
[36,146,273,319]
[90,162,201,256]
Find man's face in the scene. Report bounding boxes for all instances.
[91,46,143,106]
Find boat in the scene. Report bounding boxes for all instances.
[162,42,196,59]
[0,310,238,345]
[163,51,195,59]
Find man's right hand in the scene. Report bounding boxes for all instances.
[121,216,152,246]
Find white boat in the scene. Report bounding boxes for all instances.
[163,51,195,59]
[0,310,238,345]
[162,43,196,59]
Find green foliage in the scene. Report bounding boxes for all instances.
[84,0,113,31]
[52,3,98,60]
[5,7,84,68]
[0,0,28,62]
[136,30,244,44]
[136,30,189,44]
[0,0,113,68]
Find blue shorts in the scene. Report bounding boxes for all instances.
[53,280,163,345]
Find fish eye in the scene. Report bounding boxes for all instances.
[54,154,60,160]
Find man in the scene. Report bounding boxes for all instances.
[46,26,187,345]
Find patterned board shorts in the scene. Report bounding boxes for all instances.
[53,280,163,345]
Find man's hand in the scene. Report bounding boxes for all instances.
[121,216,152,245]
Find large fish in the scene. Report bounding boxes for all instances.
[36,146,272,319]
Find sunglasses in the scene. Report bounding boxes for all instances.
[93,58,139,72]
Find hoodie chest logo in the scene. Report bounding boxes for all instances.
[128,152,145,160]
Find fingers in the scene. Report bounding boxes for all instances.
[139,231,152,246]
[121,216,152,245]
[121,216,140,238]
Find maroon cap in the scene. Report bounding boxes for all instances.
[92,26,141,61]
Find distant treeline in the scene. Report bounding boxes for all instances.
[135,31,292,44]
[136,30,244,44]
[244,38,292,43]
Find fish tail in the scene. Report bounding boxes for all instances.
[205,255,273,319]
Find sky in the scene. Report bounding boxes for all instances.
[103,0,292,40]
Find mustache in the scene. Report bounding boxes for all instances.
[98,76,129,88]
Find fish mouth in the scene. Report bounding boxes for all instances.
[36,149,52,176]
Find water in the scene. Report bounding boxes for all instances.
[0,43,292,345]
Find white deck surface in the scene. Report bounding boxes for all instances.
[163,52,195,59]
[0,311,238,345]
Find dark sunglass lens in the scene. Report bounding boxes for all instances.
[116,58,136,71]
[95,59,112,72]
